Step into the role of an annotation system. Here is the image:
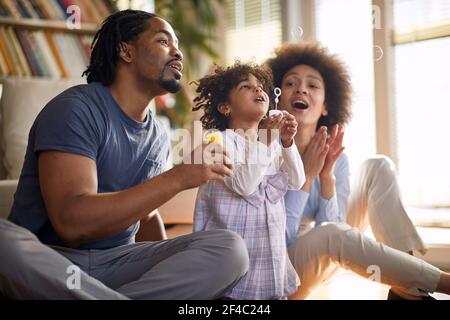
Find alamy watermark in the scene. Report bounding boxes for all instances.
[170,121,281,166]
[66,265,81,290]
[66,5,81,30]
[366,265,381,283]
[372,5,381,30]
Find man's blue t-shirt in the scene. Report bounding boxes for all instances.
[8,82,170,249]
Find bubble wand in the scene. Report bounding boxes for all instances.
[269,87,282,117]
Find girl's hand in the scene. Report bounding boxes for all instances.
[259,112,284,145]
[301,126,329,182]
[279,111,298,147]
[320,124,345,179]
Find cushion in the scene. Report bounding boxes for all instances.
[0,77,84,179]
[0,180,18,219]
[0,84,5,179]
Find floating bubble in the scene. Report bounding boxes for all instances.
[374,45,384,62]
[290,26,304,42]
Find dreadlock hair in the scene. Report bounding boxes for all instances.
[192,62,274,131]
[82,10,158,85]
[266,42,352,132]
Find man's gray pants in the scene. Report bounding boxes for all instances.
[0,219,249,299]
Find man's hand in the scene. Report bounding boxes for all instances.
[38,146,232,248]
[175,142,233,190]
[279,111,298,147]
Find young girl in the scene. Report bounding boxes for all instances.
[192,62,306,300]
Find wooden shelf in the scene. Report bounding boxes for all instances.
[0,17,98,35]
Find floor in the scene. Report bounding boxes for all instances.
[165,224,450,300]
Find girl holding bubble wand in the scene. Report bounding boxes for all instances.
[192,62,305,300]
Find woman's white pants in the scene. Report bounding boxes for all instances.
[288,156,441,299]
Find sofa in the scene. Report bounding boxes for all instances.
[0,77,195,224]
[0,77,82,220]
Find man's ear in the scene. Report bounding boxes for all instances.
[118,42,133,63]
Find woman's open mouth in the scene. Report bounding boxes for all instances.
[292,101,308,110]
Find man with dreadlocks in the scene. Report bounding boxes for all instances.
[0,10,248,299]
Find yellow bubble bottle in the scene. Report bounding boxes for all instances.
[209,131,223,146]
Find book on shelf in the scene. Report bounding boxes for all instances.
[0,0,117,78]
[0,0,116,24]
[15,29,40,75]
[0,25,95,77]
[6,25,31,76]
[44,31,68,77]
[0,26,17,75]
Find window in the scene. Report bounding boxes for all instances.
[225,0,282,64]
[393,0,450,206]
[315,0,377,173]
[394,0,450,32]
[116,0,154,11]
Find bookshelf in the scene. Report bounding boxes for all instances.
[0,0,117,79]
[0,16,98,34]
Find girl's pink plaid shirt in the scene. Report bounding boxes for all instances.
[193,130,301,300]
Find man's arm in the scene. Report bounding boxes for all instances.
[39,149,231,248]
[136,210,167,241]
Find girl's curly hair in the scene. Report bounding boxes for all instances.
[192,62,274,130]
[265,42,352,131]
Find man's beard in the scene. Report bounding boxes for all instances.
[159,76,182,93]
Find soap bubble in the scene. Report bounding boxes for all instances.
[374,45,384,62]
[290,26,304,42]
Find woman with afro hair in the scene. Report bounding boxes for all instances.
[266,42,450,300]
